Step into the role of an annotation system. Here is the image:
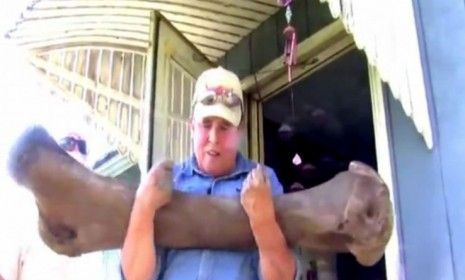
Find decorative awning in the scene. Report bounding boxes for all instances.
[7,0,280,62]
[320,0,433,149]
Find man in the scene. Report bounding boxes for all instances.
[122,67,298,280]
[0,133,106,280]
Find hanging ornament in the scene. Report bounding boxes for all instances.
[283,25,297,82]
[292,153,302,166]
[278,0,298,82]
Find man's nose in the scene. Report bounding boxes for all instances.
[208,127,219,143]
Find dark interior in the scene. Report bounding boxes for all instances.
[262,49,386,279]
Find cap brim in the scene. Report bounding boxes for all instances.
[193,103,242,127]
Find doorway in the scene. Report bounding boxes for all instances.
[261,49,386,279]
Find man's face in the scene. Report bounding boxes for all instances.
[191,116,242,177]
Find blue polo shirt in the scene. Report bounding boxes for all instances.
[155,153,285,280]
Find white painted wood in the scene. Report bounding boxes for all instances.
[39,46,147,56]
[23,4,258,28]
[10,0,280,61]
[12,22,150,37]
[150,19,211,164]
[32,0,269,21]
[29,55,140,108]
[208,0,279,13]
[172,22,241,44]
[14,15,150,27]
[192,45,225,59]
[35,64,141,158]
[17,36,149,51]
[161,13,250,36]
[253,0,282,6]
[183,34,234,51]
[369,65,405,280]
[22,7,150,20]
[319,0,433,149]
[14,29,149,44]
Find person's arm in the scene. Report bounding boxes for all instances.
[121,161,173,280]
[0,188,38,280]
[241,165,296,280]
[0,241,21,280]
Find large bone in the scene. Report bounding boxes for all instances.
[8,126,393,266]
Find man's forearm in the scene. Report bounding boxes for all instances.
[122,200,157,280]
[251,218,296,280]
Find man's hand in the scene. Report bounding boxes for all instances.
[241,165,296,280]
[136,160,174,215]
[240,165,275,224]
[123,160,174,280]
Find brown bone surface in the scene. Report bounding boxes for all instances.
[8,126,393,266]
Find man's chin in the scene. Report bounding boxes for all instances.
[204,163,230,177]
[204,166,223,177]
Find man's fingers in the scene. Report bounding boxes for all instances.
[255,164,271,187]
[256,164,266,183]
[158,159,174,171]
[139,159,175,194]
[148,159,174,175]
[261,165,271,186]
[250,168,257,184]
[242,173,251,191]
[250,165,264,184]
[245,165,271,192]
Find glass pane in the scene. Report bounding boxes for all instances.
[163,59,196,161]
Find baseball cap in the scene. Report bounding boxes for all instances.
[192,66,243,127]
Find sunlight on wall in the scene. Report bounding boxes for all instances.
[0,19,112,280]
[0,2,111,228]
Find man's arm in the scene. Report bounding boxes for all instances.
[252,220,296,280]
[241,165,296,280]
[121,161,173,280]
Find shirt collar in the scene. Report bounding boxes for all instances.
[183,153,255,178]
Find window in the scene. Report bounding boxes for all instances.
[157,59,195,163]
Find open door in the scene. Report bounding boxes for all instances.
[243,20,389,279]
[140,12,212,172]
